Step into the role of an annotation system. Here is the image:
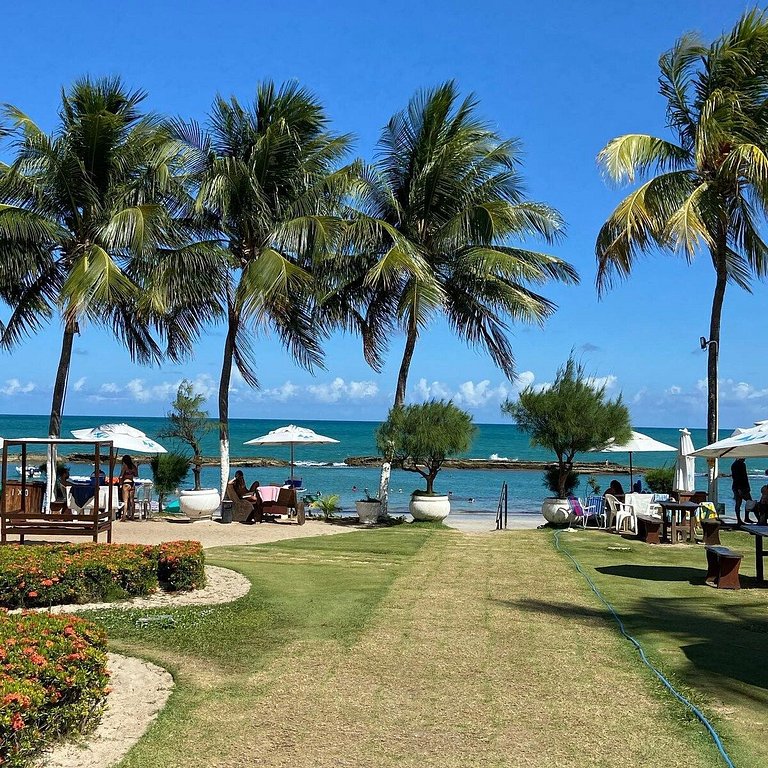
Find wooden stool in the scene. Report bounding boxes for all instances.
[705,546,743,589]
[701,519,721,546]
[637,515,662,545]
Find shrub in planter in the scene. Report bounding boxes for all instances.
[157,541,206,591]
[150,452,191,513]
[503,355,631,500]
[0,611,110,768]
[377,400,476,495]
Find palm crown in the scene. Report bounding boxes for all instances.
[351,82,578,406]
[0,76,194,435]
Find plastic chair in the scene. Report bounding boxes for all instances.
[135,483,154,520]
[605,493,637,534]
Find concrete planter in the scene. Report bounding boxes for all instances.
[541,498,572,526]
[355,500,381,525]
[178,488,221,520]
[409,494,451,521]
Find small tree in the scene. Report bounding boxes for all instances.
[150,452,191,513]
[644,466,675,494]
[376,401,476,495]
[158,381,214,491]
[502,356,631,499]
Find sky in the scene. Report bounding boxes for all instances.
[0,0,765,429]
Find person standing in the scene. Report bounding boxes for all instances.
[730,458,752,524]
[119,455,139,521]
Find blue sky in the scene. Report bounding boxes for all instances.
[0,0,765,429]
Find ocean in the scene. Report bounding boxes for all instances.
[0,415,762,519]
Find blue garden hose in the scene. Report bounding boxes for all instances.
[553,530,735,768]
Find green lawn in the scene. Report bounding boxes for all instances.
[559,528,768,768]
[81,525,766,767]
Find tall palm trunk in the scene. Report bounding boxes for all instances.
[379,319,419,515]
[48,317,77,437]
[218,301,238,500]
[706,247,728,503]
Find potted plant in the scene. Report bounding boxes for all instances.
[150,452,192,515]
[377,400,476,521]
[355,489,381,525]
[502,355,631,525]
[158,380,220,518]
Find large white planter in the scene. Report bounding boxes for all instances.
[409,494,451,521]
[178,488,221,520]
[355,500,381,525]
[541,497,572,526]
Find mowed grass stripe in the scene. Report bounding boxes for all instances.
[99,527,714,767]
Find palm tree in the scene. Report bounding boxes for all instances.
[336,83,577,508]
[353,82,577,409]
[172,82,357,495]
[596,10,768,498]
[0,77,199,436]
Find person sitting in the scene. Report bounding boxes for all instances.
[604,479,625,499]
[228,470,263,523]
[632,479,643,494]
[754,483,768,526]
[53,465,71,506]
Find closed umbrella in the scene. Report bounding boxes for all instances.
[244,424,339,481]
[71,423,167,454]
[592,430,676,486]
[673,428,696,493]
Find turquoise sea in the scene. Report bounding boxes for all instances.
[1,415,763,518]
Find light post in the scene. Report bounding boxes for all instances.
[700,336,719,504]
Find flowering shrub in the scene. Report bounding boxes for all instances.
[0,541,205,609]
[0,610,109,768]
[157,541,206,591]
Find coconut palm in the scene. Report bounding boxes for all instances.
[352,82,577,408]
[596,10,768,496]
[336,82,577,509]
[0,77,206,436]
[172,82,358,495]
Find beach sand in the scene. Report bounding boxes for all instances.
[445,512,546,533]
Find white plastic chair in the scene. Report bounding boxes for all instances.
[605,493,637,535]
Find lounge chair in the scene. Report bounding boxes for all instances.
[567,496,605,528]
[225,481,259,523]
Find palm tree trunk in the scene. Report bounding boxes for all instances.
[379,319,419,517]
[706,256,728,503]
[48,317,77,438]
[218,303,238,501]
[394,321,418,408]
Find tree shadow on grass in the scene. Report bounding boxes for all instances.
[495,595,768,697]
[596,564,704,584]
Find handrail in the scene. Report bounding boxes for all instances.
[495,482,508,530]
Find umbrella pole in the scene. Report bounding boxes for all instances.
[629,452,634,488]
[290,444,294,482]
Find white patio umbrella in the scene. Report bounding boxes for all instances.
[691,420,768,459]
[673,428,696,493]
[244,424,339,481]
[71,423,167,454]
[592,430,677,486]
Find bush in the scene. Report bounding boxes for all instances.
[0,611,109,768]
[543,465,579,497]
[0,541,205,609]
[645,466,675,494]
[157,541,206,591]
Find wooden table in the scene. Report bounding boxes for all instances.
[740,525,768,582]
[658,501,700,543]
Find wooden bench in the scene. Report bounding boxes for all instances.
[705,546,742,589]
[701,518,721,546]
[636,514,662,544]
[1,507,112,543]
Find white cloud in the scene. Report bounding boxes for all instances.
[454,380,510,407]
[515,370,535,390]
[93,374,216,403]
[0,378,36,396]
[257,381,299,402]
[307,377,378,403]
[667,385,682,395]
[415,378,452,400]
[100,383,120,394]
[587,374,618,391]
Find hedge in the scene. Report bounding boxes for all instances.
[0,611,109,768]
[0,541,205,609]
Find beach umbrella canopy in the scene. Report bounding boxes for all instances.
[592,430,676,486]
[691,420,768,459]
[673,428,696,493]
[71,423,167,454]
[244,424,339,480]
